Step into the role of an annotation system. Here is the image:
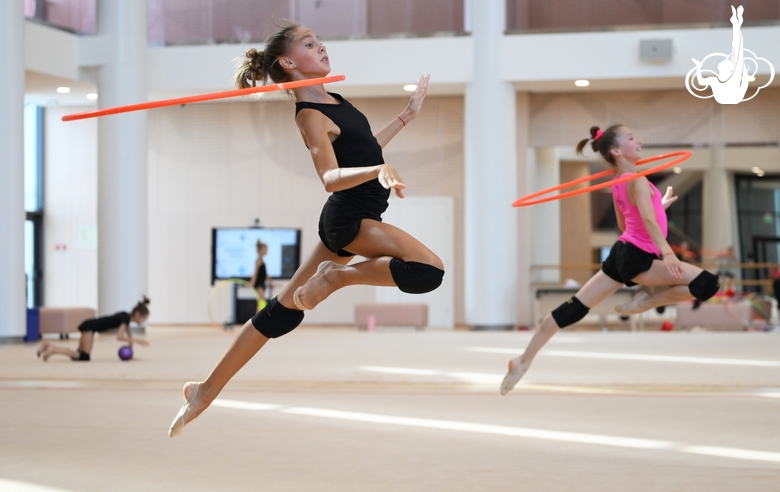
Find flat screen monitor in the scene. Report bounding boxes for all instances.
[212,227,301,283]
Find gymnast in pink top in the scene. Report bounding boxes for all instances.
[501,125,720,395]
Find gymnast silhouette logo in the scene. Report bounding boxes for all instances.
[685,5,774,104]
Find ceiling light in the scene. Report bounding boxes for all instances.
[403,84,417,92]
[757,170,766,177]
[673,167,682,174]
[574,79,590,87]
[752,166,761,172]
[86,93,98,100]
[56,87,71,94]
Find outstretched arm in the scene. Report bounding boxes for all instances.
[373,75,429,148]
[117,323,148,346]
[297,109,407,198]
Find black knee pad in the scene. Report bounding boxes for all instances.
[689,271,719,301]
[389,258,444,294]
[551,296,589,328]
[251,297,304,338]
[74,351,90,361]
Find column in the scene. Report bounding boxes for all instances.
[96,0,148,314]
[530,147,561,285]
[0,1,26,340]
[702,144,735,264]
[464,0,518,329]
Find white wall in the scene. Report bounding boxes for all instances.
[377,197,455,329]
[44,106,98,309]
[146,95,464,324]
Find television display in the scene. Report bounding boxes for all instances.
[212,227,301,282]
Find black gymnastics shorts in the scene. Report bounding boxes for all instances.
[77,319,113,333]
[318,197,385,257]
[601,240,661,286]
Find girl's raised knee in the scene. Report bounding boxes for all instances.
[389,258,444,294]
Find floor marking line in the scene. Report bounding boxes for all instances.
[361,366,503,385]
[361,366,441,376]
[212,400,283,411]
[0,478,78,492]
[282,407,675,450]
[468,347,780,367]
[680,446,780,463]
[216,398,780,463]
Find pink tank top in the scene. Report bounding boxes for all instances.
[612,173,668,255]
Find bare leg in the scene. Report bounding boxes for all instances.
[41,345,81,361]
[77,331,94,354]
[39,331,94,361]
[501,271,622,394]
[37,342,50,357]
[295,219,442,309]
[615,286,693,315]
[615,260,705,314]
[175,242,347,429]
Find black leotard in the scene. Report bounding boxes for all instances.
[78,312,131,333]
[254,261,267,289]
[295,93,390,256]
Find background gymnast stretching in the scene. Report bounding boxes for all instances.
[500,125,720,395]
[169,22,444,437]
[37,297,150,362]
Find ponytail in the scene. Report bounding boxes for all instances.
[576,124,623,165]
[131,296,150,317]
[232,22,301,90]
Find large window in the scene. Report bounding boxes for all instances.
[24,0,96,34]
[24,104,44,308]
[507,0,780,32]
[736,174,780,293]
[147,0,466,46]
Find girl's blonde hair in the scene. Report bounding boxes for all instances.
[233,22,301,90]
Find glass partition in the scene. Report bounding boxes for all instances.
[148,0,465,46]
[507,0,780,32]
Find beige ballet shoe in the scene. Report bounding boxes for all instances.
[293,287,310,311]
[500,357,526,395]
[169,382,200,438]
[614,291,650,315]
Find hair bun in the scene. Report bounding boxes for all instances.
[589,126,601,139]
[141,295,150,306]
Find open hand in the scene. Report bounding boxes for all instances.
[661,186,678,209]
[402,74,430,123]
[663,254,684,279]
[378,164,406,198]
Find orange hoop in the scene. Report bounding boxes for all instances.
[61,74,346,122]
[512,151,692,207]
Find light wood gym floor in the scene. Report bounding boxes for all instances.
[2,326,779,491]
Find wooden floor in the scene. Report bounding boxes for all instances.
[2,326,779,491]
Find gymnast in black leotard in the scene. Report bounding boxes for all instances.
[296,93,390,257]
[37,297,150,362]
[169,22,445,437]
[249,240,271,300]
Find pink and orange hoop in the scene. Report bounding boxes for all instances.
[62,74,346,122]
[512,151,693,207]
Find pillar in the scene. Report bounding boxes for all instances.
[465,0,518,329]
[0,1,26,340]
[96,0,149,314]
